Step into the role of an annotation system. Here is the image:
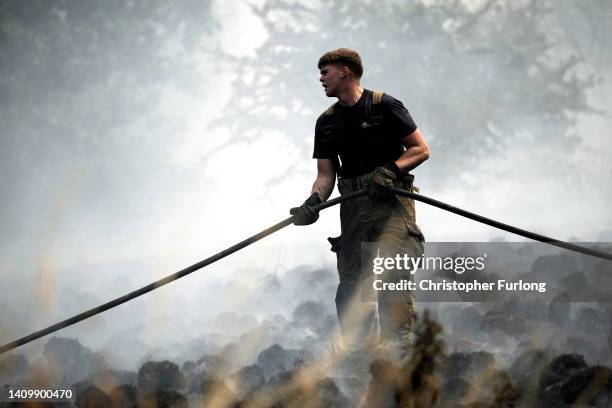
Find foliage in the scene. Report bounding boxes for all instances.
[219,0,603,180]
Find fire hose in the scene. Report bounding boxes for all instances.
[1,187,611,355]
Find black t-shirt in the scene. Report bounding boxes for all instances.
[312,89,417,178]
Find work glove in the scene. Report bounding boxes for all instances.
[290,193,322,226]
[368,162,402,201]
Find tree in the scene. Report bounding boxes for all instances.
[0,0,220,256]
[216,0,601,184]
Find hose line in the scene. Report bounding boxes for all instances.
[0,188,610,355]
[390,187,612,262]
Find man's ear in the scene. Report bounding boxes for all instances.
[341,66,349,79]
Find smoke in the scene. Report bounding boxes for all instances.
[1,0,611,405]
[2,244,612,406]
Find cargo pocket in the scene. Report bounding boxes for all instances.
[405,220,426,243]
[328,235,351,282]
[392,195,423,242]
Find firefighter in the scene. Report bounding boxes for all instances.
[291,48,430,351]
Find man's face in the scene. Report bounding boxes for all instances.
[319,64,346,97]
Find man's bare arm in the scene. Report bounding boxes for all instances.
[395,128,430,173]
[311,158,336,201]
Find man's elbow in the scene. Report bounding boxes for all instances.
[421,144,430,162]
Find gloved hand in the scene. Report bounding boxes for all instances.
[368,162,402,201]
[290,193,322,225]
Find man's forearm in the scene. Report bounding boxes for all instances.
[311,175,335,201]
[395,145,430,173]
[395,129,430,174]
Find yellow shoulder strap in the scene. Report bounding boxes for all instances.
[324,103,336,115]
[372,90,384,104]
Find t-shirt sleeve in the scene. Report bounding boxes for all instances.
[382,94,418,137]
[312,114,337,159]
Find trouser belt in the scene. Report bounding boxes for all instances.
[337,171,417,195]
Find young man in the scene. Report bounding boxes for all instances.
[290,48,430,350]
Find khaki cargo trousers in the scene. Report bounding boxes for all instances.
[329,170,425,348]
